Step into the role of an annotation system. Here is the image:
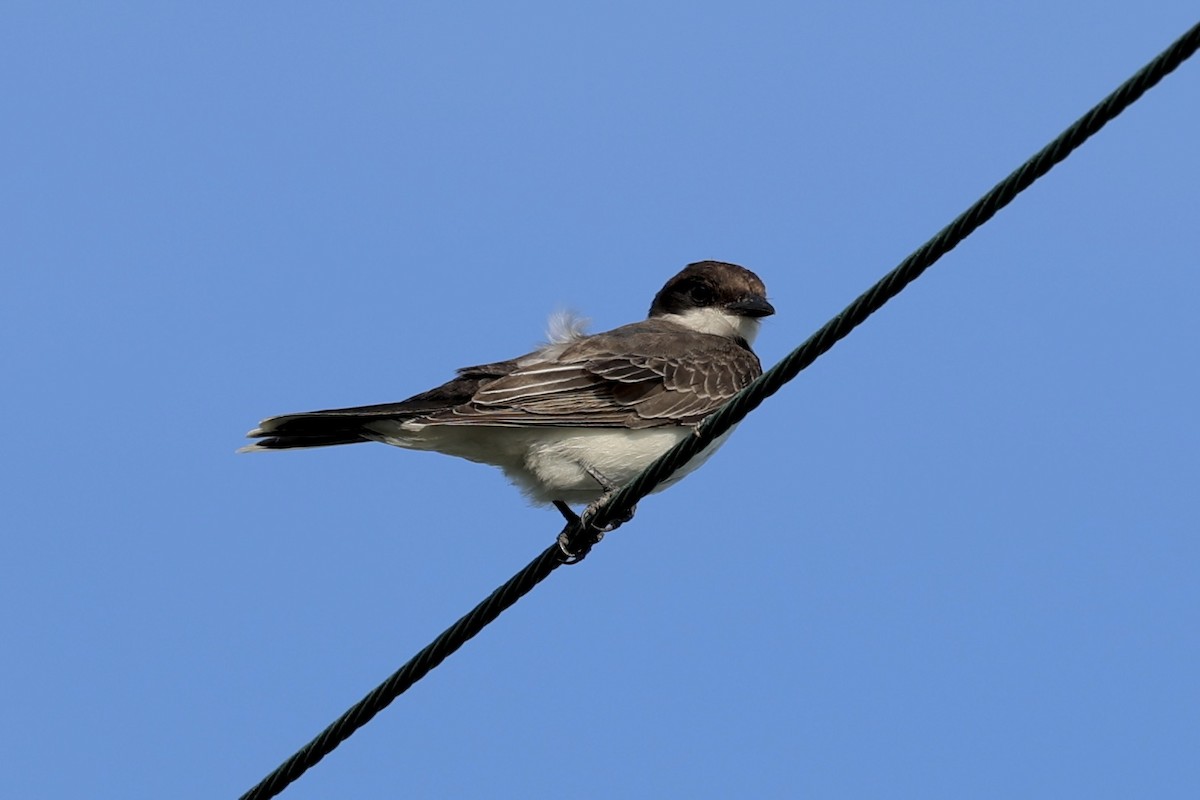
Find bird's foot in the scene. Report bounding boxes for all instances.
[553,500,590,563]
[580,494,636,534]
[553,467,638,563]
[579,465,636,533]
[551,495,636,563]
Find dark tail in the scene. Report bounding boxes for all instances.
[241,360,516,452]
[239,403,427,453]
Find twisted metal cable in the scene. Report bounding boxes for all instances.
[239,544,566,800]
[240,20,1200,800]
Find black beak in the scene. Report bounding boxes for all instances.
[726,294,775,318]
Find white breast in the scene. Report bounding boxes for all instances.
[364,421,737,506]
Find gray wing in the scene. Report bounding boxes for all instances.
[427,320,762,429]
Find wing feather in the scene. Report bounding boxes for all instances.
[425,319,762,429]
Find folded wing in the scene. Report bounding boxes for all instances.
[432,321,762,429]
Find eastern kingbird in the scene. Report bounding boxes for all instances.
[242,261,773,523]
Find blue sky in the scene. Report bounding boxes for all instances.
[2,4,1198,799]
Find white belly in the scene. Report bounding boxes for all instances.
[364,421,736,505]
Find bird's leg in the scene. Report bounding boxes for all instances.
[552,500,579,525]
[581,465,637,533]
[553,468,637,562]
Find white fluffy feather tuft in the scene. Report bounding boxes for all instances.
[545,309,590,344]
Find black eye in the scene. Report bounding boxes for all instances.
[688,282,714,305]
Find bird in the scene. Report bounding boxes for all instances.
[241,260,773,532]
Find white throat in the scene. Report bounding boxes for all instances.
[659,306,761,345]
